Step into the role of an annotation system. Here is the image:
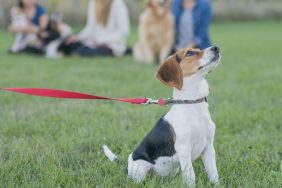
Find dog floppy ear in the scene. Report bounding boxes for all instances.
[156,55,183,90]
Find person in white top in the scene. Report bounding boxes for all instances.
[59,0,130,57]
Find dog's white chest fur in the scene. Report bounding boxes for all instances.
[165,101,214,161]
[157,79,215,168]
[167,79,215,160]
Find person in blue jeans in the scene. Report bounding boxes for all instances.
[172,0,212,50]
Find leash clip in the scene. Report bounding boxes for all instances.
[143,98,159,105]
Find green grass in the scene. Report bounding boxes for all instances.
[0,21,281,187]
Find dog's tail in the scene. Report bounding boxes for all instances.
[103,145,119,162]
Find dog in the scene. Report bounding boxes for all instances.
[104,46,221,185]
[133,0,174,64]
[44,13,72,58]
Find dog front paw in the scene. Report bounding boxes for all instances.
[210,175,219,185]
[182,174,195,187]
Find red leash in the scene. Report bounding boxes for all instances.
[0,88,166,106]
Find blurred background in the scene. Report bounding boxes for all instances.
[1,0,282,28]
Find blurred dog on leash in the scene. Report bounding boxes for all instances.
[133,0,174,64]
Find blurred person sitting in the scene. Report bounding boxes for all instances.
[58,0,130,57]
[8,0,49,54]
[172,0,212,51]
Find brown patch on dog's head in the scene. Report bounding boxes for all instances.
[156,48,204,90]
[156,54,183,90]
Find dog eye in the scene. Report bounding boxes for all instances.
[186,51,196,57]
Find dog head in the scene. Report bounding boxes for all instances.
[156,46,221,90]
[145,0,171,16]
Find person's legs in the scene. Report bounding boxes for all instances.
[74,46,113,57]
[10,34,24,53]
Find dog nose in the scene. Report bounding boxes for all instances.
[211,46,219,53]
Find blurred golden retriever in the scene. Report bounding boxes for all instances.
[133,0,174,64]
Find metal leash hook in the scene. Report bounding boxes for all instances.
[143,98,160,105]
[143,98,169,106]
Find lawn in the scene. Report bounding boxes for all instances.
[0,21,281,187]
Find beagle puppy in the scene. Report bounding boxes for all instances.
[133,0,174,64]
[104,46,221,185]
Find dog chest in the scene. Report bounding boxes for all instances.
[165,104,214,158]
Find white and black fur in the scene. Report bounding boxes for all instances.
[104,46,221,186]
